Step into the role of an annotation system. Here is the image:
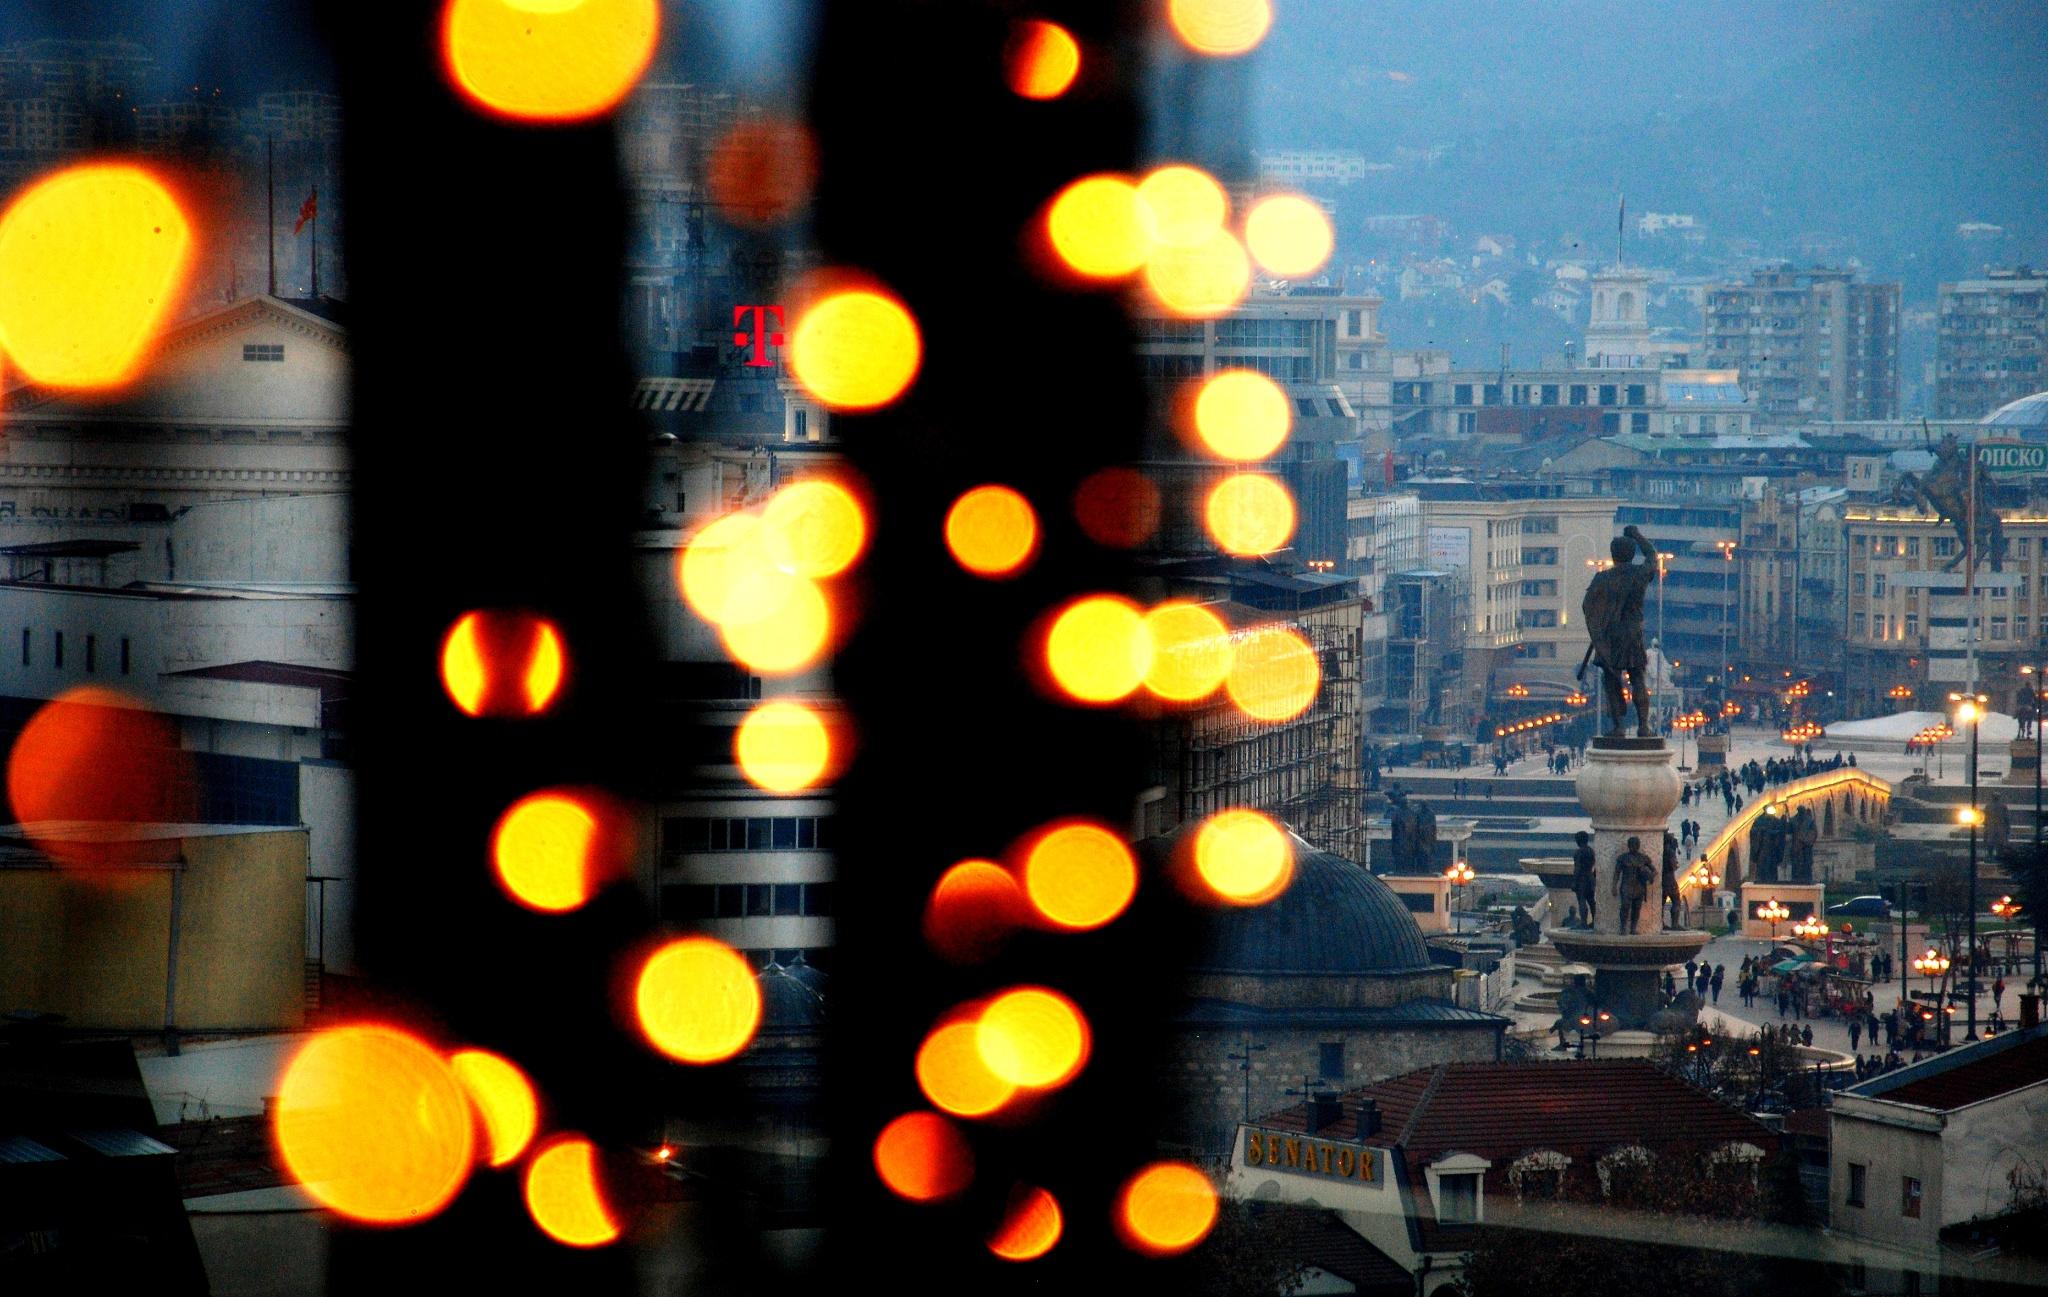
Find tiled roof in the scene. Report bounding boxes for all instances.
[1848,1026,2048,1112]
[1291,1209,1412,1294]
[1256,1060,1775,1163]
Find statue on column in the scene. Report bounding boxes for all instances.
[1750,811,1783,884]
[1613,836,1655,935]
[1662,832,1685,929]
[1386,786,1415,874]
[1789,805,1819,883]
[1579,526,1660,739]
[1572,830,1597,928]
[1986,792,2011,858]
[1414,799,1438,873]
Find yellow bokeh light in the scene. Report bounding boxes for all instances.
[0,163,190,389]
[1022,822,1137,930]
[873,1112,975,1202]
[764,479,868,578]
[734,700,832,791]
[719,577,830,675]
[1118,1162,1218,1254]
[524,1136,620,1248]
[1044,595,1154,704]
[634,936,763,1064]
[1142,601,1234,702]
[1193,809,1293,904]
[1245,194,1334,277]
[788,288,922,411]
[1046,174,1155,280]
[1166,0,1272,56]
[1143,226,1250,317]
[923,860,1027,963]
[1192,369,1290,460]
[916,1020,1018,1118]
[1137,165,1228,248]
[440,611,569,717]
[976,987,1089,1089]
[442,0,658,121]
[449,1048,539,1168]
[1006,20,1081,100]
[1227,624,1320,721]
[273,1025,474,1224]
[492,792,597,912]
[678,511,803,628]
[989,1184,1063,1261]
[946,485,1039,578]
[1205,473,1295,554]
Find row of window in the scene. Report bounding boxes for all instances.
[19,629,131,674]
[660,882,835,920]
[661,814,838,854]
[1855,612,2031,642]
[1844,1162,1920,1218]
[242,343,285,362]
[1449,381,1649,408]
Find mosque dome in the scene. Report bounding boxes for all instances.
[1196,832,1435,976]
[756,960,826,1032]
[1982,391,2048,432]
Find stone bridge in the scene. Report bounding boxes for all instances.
[1698,767,1893,890]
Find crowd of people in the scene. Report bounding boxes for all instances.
[1680,750,1857,817]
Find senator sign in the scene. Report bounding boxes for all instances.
[1975,439,2048,478]
[1241,1126,1386,1184]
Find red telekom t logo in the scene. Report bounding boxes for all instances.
[732,305,785,367]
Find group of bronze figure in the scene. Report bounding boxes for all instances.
[1746,805,1820,884]
[1383,786,1437,875]
[1565,829,1695,934]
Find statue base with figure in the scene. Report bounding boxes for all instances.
[1548,736,1709,1032]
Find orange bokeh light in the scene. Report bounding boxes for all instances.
[1143,226,1250,317]
[449,1048,539,1168]
[764,479,868,579]
[4,687,192,865]
[1226,624,1320,721]
[1193,808,1293,905]
[706,117,817,226]
[718,577,831,675]
[634,936,762,1064]
[788,288,922,411]
[442,0,658,121]
[873,1112,975,1202]
[989,1184,1063,1261]
[916,1020,1017,1118]
[1118,1162,1219,1254]
[1137,165,1228,248]
[524,1135,621,1248]
[1044,594,1154,704]
[1192,369,1290,460]
[946,484,1039,578]
[1074,467,1162,548]
[1005,20,1082,100]
[440,611,567,717]
[1245,193,1334,277]
[975,987,1090,1089]
[491,791,601,912]
[1204,473,1295,555]
[1045,174,1155,280]
[0,163,191,389]
[1021,821,1137,930]
[734,700,833,791]
[274,1025,475,1225]
[1166,0,1272,56]
[678,511,801,628]
[923,859,1028,963]
[1142,601,1234,702]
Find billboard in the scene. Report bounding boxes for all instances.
[1426,525,1471,569]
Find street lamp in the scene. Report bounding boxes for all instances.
[1717,539,1738,700]
[2022,664,2045,849]
[1758,898,1790,941]
[1445,860,1475,916]
[1574,1008,1613,1059]
[1913,946,1952,1040]
[1684,857,1722,929]
[1953,691,1987,1040]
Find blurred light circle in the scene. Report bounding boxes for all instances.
[1137,165,1228,248]
[923,859,1028,963]
[734,700,832,790]
[989,1184,1063,1261]
[1193,809,1293,904]
[1044,595,1154,704]
[678,511,802,628]
[1022,822,1138,930]
[719,577,830,675]
[1005,20,1081,99]
[1142,601,1234,702]
[916,1020,1017,1117]
[1074,467,1161,548]
[5,686,191,865]
[945,485,1039,577]
[1166,0,1272,56]
[1192,369,1290,460]
[634,936,762,1063]
[449,1048,539,1167]
[1118,1161,1218,1253]
[442,0,659,121]
[440,610,568,716]
[788,289,922,410]
[706,118,817,226]
[1245,193,1334,277]
[1226,624,1320,721]
[764,479,868,578]
[1046,174,1155,280]
[1143,226,1250,317]
[873,1112,974,1202]
[492,792,598,912]
[524,1136,620,1247]
[976,987,1089,1089]
[1204,473,1295,554]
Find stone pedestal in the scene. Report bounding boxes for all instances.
[1739,882,1824,940]
[1525,855,1578,931]
[1547,737,1708,1032]
[2008,739,2037,788]
[1696,732,1729,771]
[1382,874,1451,934]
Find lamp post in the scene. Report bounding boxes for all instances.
[1686,857,1722,930]
[1717,539,1738,703]
[1227,1035,1267,1123]
[1446,860,1476,920]
[2022,665,2044,849]
[1913,946,1951,1043]
[1574,1008,1612,1059]
[1955,691,1986,1039]
[1759,898,1790,942]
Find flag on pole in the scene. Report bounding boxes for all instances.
[293,189,318,236]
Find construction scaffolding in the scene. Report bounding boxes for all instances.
[1382,567,1469,738]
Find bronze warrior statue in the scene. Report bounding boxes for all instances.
[1893,433,2005,573]
[1662,831,1684,929]
[1580,525,1659,737]
[1613,835,1654,935]
[1572,829,1597,928]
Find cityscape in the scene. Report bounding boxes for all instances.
[0,3,2044,1296]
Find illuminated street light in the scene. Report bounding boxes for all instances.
[1757,898,1790,940]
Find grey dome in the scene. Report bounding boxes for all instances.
[757,962,825,1031]
[1197,832,1434,975]
[1983,391,2048,431]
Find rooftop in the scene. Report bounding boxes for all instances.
[1845,1023,2048,1112]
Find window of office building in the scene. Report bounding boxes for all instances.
[1847,1163,1866,1208]
[1901,1176,1922,1218]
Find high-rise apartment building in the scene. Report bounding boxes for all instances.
[1702,267,1900,423]
[1935,267,2047,420]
